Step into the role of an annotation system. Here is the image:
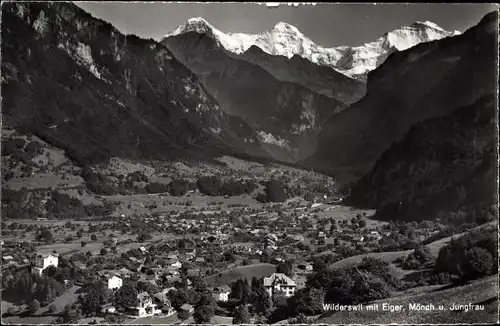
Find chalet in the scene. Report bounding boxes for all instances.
[32,253,59,275]
[264,273,296,298]
[129,292,160,317]
[152,290,175,316]
[317,231,327,240]
[212,285,231,302]
[2,256,14,262]
[108,275,123,290]
[166,258,182,270]
[101,304,116,314]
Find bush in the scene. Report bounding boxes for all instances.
[435,229,497,281]
[146,182,170,194]
[463,246,494,280]
[177,309,190,321]
[48,304,57,313]
[28,299,41,314]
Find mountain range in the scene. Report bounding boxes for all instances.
[161,17,459,161]
[163,17,460,81]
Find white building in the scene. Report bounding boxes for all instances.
[133,292,161,318]
[33,253,59,275]
[212,285,231,302]
[107,275,123,290]
[264,273,296,298]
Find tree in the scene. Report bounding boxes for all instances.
[168,289,187,310]
[289,287,324,316]
[91,234,97,241]
[191,276,207,292]
[253,287,272,315]
[233,304,251,324]
[81,241,87,248]
[358,220,367,228]
[193,305,214,324]
[114,283,138,308]
[48,304,57,313]
[230,279,250,303]
[100,248,108,256]
[137,230,152,243]
[265,179,287,202]
[37,229,53,244]
[276,261,294,278]
[82,282,109,317]
[463,247,494,280]
[28,299,41,314]
[177,309,190,321]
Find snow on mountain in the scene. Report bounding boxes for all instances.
[163,18,460,80]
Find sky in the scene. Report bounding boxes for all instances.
[75,2,498,47]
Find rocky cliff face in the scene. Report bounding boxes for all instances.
[162,31,346,162]
[1,2,267,165]
[304,11,498,184]
[163,18,459,81]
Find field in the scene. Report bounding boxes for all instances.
[204,263,276,286]
[317,275,499,324]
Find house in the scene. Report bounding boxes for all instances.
[166,259,182,270]
[264,273,296,298]
[179,303,194,314]
[2,255,14,262]
[108,275,123,290]
[101,303,117,314]
[263,233,278,250]
[353,235,365,244]
[130,292,160,318]
[152,290,175,316]
[139,246,147,253]
[212,285,231,302]
[32,253,59,275]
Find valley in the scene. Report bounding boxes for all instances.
[1,2,498,325]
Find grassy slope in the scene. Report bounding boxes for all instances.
[317,275,498,324]
[204,263,276,286]
[328,221,497,271]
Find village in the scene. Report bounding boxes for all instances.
[0,193,445,324]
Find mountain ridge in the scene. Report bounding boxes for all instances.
[1,2,272,166]
[163,17,460,80]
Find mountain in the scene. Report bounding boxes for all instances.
[162,30,347,162]
[344,94,497,224]
[304,11,498,184]
[237,45,365,105]
[1,2,268,166]
[164,17,459,81]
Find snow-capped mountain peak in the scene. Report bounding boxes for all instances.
[162,17,460,80]
[165,17,214,37]
[272,21,303,34]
